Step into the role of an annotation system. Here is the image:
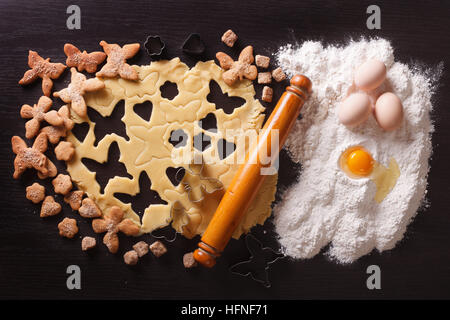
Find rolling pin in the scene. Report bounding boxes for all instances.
[193,74,312,267]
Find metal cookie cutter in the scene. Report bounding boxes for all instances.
[149,202,185,243]
[151,160,223,241]
[229,234,285,288]
[182,33,206,56]
[144,35,165,59]
[177,160,224,204]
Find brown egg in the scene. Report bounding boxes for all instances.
[338,92,372,127]
[374,92,404,131]
[354,59,387,91]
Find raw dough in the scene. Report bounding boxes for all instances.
[66,58,277,239]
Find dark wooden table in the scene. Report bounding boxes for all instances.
[0,0,449,299]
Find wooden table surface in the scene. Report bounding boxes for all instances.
[0,0,449,299]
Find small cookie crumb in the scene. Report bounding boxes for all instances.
[40,196,62,218]
[81,236,96,251]
[149,241,167,257]
[258,72,272,84]
[262,86,273,103]
[183,252,198,268]
[64,190,84,211]
[58,218,78,238]
[55,141,75,161]
[221,29,238,47]
[272,67,286,82]
[26,182,45,204]
[133,241,149,257]
[52,174,72,195]
[123,250,139,265]
[79,198,102,218]
[255,55,270,69]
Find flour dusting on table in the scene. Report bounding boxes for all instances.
[273,39,440,263]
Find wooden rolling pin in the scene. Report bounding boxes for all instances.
[193,74,312,267]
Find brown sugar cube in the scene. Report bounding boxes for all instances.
[26,182,45,204]
[255,55,270,69]
[52,174,72,195]
[183,252,198,269]
[54,141,75,161]
[262,86,273,103]
[58,218,78,238]
[272,67,286,82]
[149,241,167,257]
[133,241,149,257]
[81,236,96,251]
[123,250,139,265]
[257,72,272,84]
[221,29,238,47]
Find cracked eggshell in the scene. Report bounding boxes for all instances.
[338,92,372,127]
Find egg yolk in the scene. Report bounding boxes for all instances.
[346,148,374,176]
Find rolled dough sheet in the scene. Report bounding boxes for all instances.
[66,58,277,239]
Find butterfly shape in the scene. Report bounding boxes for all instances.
[64,43,106,73]
[215,46,257,86]
[176,159,223,203]
[151,160,221,241]
[207,80,245,115]
[229,234,284,288]
[150,200,188,243]
[96,41,140,81]
[81,141,131,194]
[18,50,66,96]
[114,170,168,217]
[87,100,129,146]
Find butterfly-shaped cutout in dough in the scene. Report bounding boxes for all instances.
[86,100,129,146]
[114,170,168,217]
[81,141,132,194]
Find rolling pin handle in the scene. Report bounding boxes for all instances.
[194,241,220,268]
[288,74,313,99]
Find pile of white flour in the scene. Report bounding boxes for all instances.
[273,38,440,263]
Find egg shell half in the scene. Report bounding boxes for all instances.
[374,92,404,131]
[354,59,387,91]
[338,92,372,127]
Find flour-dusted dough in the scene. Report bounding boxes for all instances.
[66,58,277,239]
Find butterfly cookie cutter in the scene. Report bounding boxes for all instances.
[151,157,224,242]
[150,201,191,243]
[176,159,224,204]
[229,233,285,288]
